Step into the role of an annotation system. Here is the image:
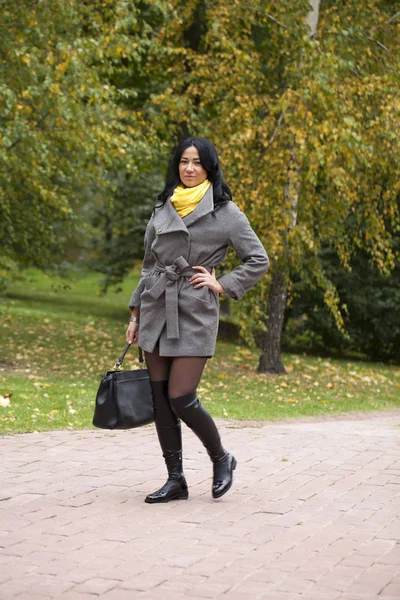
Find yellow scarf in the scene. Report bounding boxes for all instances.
[170,180,211,218]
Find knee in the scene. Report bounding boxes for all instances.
[169,390,198,417]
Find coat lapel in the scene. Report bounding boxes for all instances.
[152,185,214,235]
[152,197,189,236]
[183,185,214,227]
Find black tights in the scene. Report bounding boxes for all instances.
[144,347,225,468]
[144,347,207,397]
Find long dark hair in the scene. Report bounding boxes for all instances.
[157,137,232,208]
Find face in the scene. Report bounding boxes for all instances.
[178,146,208,188]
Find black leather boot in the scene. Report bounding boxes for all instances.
[211,452,237,499]
[144,476,188,504]
[169,391,236,499]
[145,380,188,504]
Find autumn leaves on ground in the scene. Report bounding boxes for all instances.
[0,270,399,435]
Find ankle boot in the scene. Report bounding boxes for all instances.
[211,452,237,499]
[169,391,236,499]
[144,475,188,504]
[145,380,188,504]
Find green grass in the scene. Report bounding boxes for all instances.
[1,269,399,434]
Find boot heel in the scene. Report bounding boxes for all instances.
[232,457,237,471]
[176,489,189,500]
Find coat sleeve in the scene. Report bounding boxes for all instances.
[128,217,156,309]
[217,209,269,300]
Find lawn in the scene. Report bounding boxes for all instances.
[0,269,399,434]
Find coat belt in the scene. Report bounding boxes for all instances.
[147,256,209,340]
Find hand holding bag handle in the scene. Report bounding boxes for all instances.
[114,344,145,370]
[93,345,154,430]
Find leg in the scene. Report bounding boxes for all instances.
[168,357,237,499]
[144,348,188,503]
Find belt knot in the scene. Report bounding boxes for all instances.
[165,264,181,282]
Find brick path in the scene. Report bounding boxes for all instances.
[1,414,400,600]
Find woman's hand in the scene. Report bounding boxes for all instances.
[190,266,225,294]
[126,322,139,345]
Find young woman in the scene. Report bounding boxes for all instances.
[127,137,269,503]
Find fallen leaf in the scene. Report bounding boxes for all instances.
[0,396,10,407]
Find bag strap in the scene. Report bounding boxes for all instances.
[115,344,144,369]
[138,346,144,364]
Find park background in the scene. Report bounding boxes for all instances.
[1,0,400,434]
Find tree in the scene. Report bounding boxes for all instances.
[0,0,168,284]
[149,0,400,371]
[285,237,400,363]
[88,169,164,291]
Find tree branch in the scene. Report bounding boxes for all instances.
[368,36,390,52]
[265,12,288,31]
[350,68,363,80]
[245,7,288,30]
[386,10,400,24]
[262,111,285,154]
[6,111,50,152]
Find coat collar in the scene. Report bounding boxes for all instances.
[183,184,214,227]
[153,185,214,235]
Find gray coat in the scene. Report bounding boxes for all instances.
[129,186,269,356]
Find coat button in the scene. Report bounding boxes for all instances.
[157,228,162,233]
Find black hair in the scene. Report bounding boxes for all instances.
[157,137,232,208]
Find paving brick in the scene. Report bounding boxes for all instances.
[12,595,53,600]
[118,574,169,591]
[340,552,376,569]
[344,562,398,596]
[60,593,103,600]
[186,579,233,598]
[317,564,364,591]
[70,577,120,595]
[302,588,341,600]
[275,576,314,594]
[256,592,301,600]
[380,581,400,597]
[358,538,396,556]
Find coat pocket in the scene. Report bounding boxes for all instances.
[141,275,158,291]
[182,282,217,306]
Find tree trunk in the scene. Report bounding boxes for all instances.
[306,0,321,37]
[257,268,288,374]
[258,151,298,374]
[257,1,321,375]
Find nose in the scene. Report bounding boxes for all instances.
[186,162,194,172]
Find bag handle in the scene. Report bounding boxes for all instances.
[115,344,144,369]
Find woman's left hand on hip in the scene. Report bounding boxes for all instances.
[190,266,224,294]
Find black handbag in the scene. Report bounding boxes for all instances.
[93,344,154,430]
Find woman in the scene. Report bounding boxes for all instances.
[127,137,269,504]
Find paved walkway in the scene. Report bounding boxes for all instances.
[1,414,400,600]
